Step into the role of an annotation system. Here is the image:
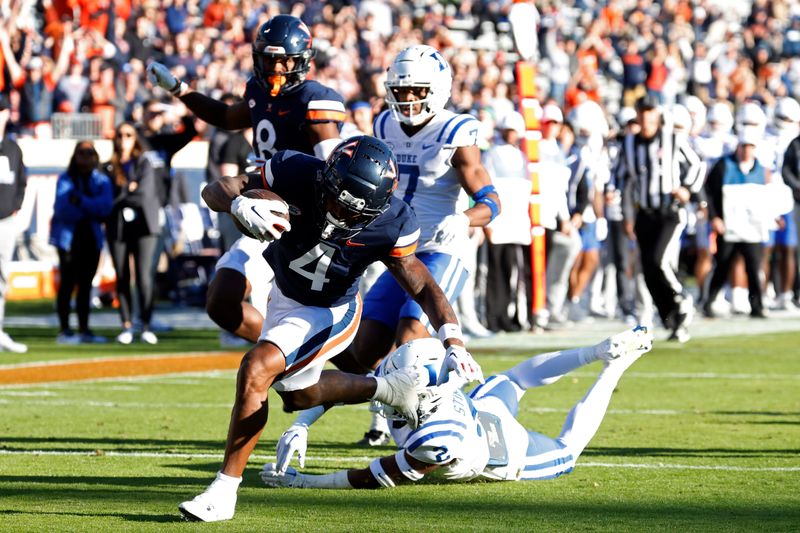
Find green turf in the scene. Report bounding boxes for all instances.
[1,332,798,531]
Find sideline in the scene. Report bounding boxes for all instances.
[0,352,243,385]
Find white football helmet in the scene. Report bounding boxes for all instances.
[384,45,453,126]
[374,338,450,422]
[707,102,734,135]
[568,100,609,139]
[735,101,767,132]
[671,103,692,133]
[684,95,707,133]
[774,97,800,129]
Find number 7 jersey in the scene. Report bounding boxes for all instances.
[372,109,481,256]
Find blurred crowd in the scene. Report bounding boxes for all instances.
[1,0,800,344]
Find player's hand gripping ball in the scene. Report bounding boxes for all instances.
[230,189,292,242]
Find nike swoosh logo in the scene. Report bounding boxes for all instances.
[278,109,290,116]
[345,239,366,247]
[422,143,435,149]
[250,206,265,220]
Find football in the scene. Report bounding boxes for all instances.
[231,189,291,240]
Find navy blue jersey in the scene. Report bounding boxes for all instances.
[247,150,420,307]
[244,78,346,160]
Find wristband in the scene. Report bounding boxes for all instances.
[171,80,188,97]
[394,450,425,481]
[437,323,464,343]
[369,458,396,488]
[300,470,352,489]
[476,196,499,221]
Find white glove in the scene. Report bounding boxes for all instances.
[275,424,308,475]
[445,345,484,384]
[432,213,470,246]
[260,463,304,488]
[595,217,608,241]
[231,195,291,242]
[146,62,181,94]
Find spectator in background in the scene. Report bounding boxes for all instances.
[50,141,112,344]
[780,104,800,307]
[537,103,578,327]
[565,101,606,323]
[604,107,639,324]
[482,111,530,332]
[0,27,74,138]
[341,101,374,138]
[620,40,647,108]
[103,122,161,345]
[88,60,126,139]
[0,93,28,353]
[703,126,772,319]
[55,59,90,114]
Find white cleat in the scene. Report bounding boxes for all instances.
[375,367,427,429]
[178,488,236,522]
[0,331,27,353]
[595,325,654,363]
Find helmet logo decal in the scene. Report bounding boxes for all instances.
[385,159,397,180]
[430,51,448,71]
[337,139,359,159]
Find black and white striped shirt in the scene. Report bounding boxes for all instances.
[616,130,703,220]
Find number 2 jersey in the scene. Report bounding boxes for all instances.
[372,109,481,258]
[249,150,420,308]
[244,78,346,159]
[390,384,530,483]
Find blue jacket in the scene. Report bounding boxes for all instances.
[49,169,113,251]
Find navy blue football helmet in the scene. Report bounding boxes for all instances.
[252,15,314,96]
[316,136,399,241]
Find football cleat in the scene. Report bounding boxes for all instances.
[356,429,392,447]
[0,331,27,353]
[667,325,690,343]
[178,477,238,522]
[596,326,654,362]
[374,366,427,428]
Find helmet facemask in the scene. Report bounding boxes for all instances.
[315,169,389,242]
[384,45,452,127]
[252,48,314,97]
[385,85,437,126]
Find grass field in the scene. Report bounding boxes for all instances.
[1,324,799,532]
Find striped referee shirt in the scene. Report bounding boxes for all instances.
[616,129,703,221]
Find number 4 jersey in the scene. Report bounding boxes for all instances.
[250,150,421,308]
[245,78,346,159]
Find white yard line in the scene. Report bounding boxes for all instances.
[0,449,797,472]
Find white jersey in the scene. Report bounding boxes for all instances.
[373,109,480,258]
[390,386,529,482]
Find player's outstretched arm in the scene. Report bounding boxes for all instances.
[384,255,484,383]
[261,450,439,490]
[147,61,250,130]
